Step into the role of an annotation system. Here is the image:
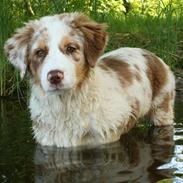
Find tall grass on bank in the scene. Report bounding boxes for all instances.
[104,13,183,69]
[0,0,183,96]
[0,0,15,97]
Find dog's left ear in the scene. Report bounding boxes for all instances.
[4,22,35,79]
[73,14,108,67]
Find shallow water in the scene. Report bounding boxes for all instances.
[0,97,183,183]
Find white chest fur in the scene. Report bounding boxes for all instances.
[29,68,132,147]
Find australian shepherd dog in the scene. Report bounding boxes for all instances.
[4,13,175,147]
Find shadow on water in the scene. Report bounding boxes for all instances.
[0,98,183,183]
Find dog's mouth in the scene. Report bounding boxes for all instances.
[48,83,64,92]
[46,82,74,94]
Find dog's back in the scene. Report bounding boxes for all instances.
[99,47,175,126]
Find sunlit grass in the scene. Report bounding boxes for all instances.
[0,0,183,96]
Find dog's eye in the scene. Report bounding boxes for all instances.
[35,48,47,57]
[66,45,76,54]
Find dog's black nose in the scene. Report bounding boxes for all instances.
[47,70,64,85]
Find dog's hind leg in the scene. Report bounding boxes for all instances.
[149,91,175,126]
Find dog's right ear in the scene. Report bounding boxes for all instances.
[4,22,35,79]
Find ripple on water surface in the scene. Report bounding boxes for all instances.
[0,100,183,183]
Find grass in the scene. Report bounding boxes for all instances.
[0,0,183,96]
[104,13,183,69]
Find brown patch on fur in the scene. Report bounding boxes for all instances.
[133,65,142,81]
[69,31,75,36]
[98,62,110,72]
[69,30,79,37]
[38,39,48,51]
[59,37,72,52]
[27,39,48,84]
[71,51,81,62]
[131,100,140,119]
[72,14,108,67]
[59,37,81,62]
[75,61,90,89]
[159,93,171,113]
[144,52,167,99]
[134,71,142,81]
[134,64,140,71]
[124,100,140,133]
[101,57,133,87]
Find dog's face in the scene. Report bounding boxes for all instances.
[4,13,107,93]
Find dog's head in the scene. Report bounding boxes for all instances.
[4,13,107,93]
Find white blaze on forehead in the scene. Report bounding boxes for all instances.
[32,16,72,47]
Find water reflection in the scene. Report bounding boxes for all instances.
[0,99,183,183]
[34,126,175,183]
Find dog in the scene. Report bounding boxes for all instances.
[4,13,175,147]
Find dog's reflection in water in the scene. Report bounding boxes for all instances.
[34,126,174,183]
